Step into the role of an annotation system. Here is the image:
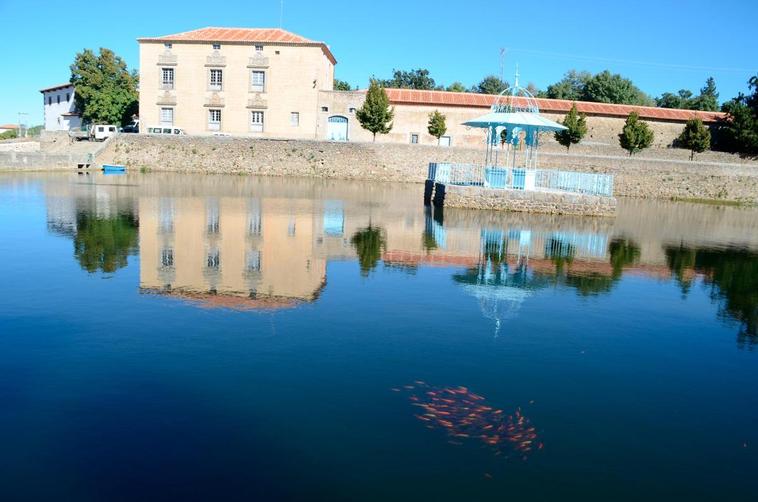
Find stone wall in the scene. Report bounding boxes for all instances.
[435,183,617,217]
[99,135,758,204]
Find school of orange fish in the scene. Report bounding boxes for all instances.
[393,381,542,459]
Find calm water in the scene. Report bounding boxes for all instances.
[1,172,757,501]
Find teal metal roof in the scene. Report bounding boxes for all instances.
[463,111,567,132]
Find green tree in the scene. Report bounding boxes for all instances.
[619,112,655,155]
[427,110,447,144]
[717,75,758,155]
[678,118,711,160]
[446,81,467,92]
[544,70,592,100]
[350,225,385,276]
[656,89,694,109]
[473,75,509,95]
[582,70,653,106]
[554,103,588,151]
[334,79,352,91]
[73,212,139,273]
[608,238,641,279]
[0,129,18,140]
[70,48,139,126]
[692,77,719,111]
[356,80,394,141]
[380,68,437,90]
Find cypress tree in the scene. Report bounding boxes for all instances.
[427,110,447,145]
[356,80,394,141]
[554,103,588,151]
[619,112,655,155]
[678,118,711,160]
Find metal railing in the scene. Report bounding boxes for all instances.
[428,163,614,197]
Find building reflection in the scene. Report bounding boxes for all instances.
[41,174,758,342]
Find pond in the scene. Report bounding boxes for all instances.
[1,172,757,500]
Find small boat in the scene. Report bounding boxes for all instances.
[102,164,126,173]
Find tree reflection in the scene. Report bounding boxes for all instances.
[665,244,758,342]
[74,212,139,273]
[609,238,641,279]
[350,225,385,276]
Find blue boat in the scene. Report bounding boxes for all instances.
[102,164,126,173]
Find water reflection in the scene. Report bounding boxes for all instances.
[665,244,758,344]
[40,173,758,340]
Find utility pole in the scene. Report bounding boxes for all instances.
[17,112,28,138]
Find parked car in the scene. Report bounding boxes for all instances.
[147,126,186,135]
[121,122,139,133]
[91,124,118,141]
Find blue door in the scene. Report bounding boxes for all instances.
[327,116,348,141]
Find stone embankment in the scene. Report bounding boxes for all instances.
[99,135,758,204]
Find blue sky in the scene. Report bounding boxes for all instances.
[1,0,756,126]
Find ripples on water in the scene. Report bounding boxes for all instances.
[1,172,757,500]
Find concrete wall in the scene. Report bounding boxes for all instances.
[139,41,334,138]
[99,135,758,204]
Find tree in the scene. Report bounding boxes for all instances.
[446,81,467,93]
[678,118,711,160]
[692,77,719,111]
[351,226,385,276]
[427,110,447,144]
[70,48,139,126]
[0,129,18,140]
[356,80,394,141]
[334,79,352,91]
[473,75,509,95]
[73,212,139,273]
[582,70,653,106]
[379,68,437,90]
[525,82,540,96]
[544,70,592,100]
[619,112,654,155]
[656,89,694,109]
[717,75,758,155]
[554,103,588,151]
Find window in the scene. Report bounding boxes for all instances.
[206,250,220,269]
[321,106,329,112]
[48,96,52,105]
[212,43,221,50]
[250,70,265,92]
[161,248,174,268]
[66,93,70,102]
[160,107,174,125]
[246,250,261,272]
[209,69,223,91]
[161,67,174,89]
[208,109,221,131]
[57,95,60,104]
[349,107,356,113]
[288,217,296,236]
[164,42,172,49]
[290,112,300,127]
[250,111,264,132]
[410,134,419,144]
[440,136,452,147]
[254,44,263,52]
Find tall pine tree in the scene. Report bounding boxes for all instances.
[619,112,655,155]
[554,103,588,151]
[678,118,711,160]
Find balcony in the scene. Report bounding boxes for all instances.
[247,54,269,68]
[246,94,268,109]
[205,51,226,67]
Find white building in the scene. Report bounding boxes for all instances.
[40,83,81,131]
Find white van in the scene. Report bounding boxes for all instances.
[91,124,118,141]
[147,126,186,135]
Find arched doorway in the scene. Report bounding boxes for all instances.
[327,115,348,141]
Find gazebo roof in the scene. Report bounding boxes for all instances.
[463,111,567,131]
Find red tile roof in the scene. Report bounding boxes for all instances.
[138,27,336,64]
[383,88,725,123]
[0,124,19,129]
[40,83,74,93]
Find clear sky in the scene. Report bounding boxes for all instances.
[1,0,756,126]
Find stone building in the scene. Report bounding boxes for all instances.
[137,26,723,148]
[137,27,336,138]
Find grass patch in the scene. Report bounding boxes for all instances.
[670,196,746,207]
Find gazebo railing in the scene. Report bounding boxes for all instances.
[428,163,614,197]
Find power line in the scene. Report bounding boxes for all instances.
[507,48,757,74]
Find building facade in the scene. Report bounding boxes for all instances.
[138,27,336,137]
[40,83,81,131]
